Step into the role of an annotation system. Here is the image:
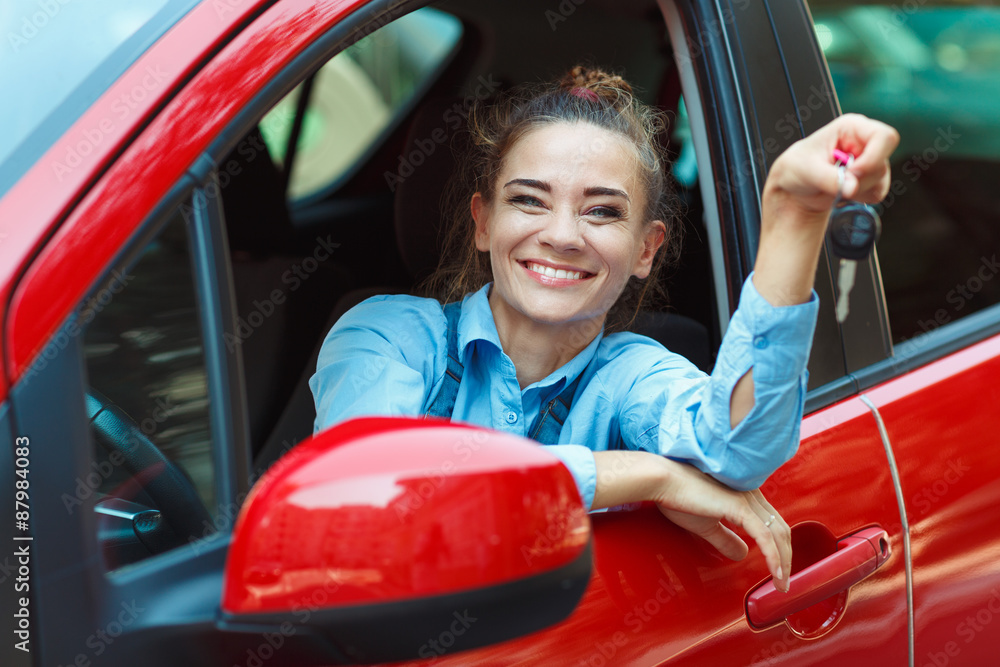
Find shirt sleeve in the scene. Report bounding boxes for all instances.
[622,273,819,491]
[309,295,447,432]
[543,445,598,510]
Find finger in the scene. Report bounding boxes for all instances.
[693,522,749,562]
[736,504,784,590]
[847,118,900,172]
[745,494,790,592]
[750,491,792,592]
[836,117,899,200]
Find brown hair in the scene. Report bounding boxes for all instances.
[424,65,681,331]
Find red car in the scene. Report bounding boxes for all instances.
[2,0,999,665]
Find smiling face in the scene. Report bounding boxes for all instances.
[472,121,665,336]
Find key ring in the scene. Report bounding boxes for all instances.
[833,148,854,208]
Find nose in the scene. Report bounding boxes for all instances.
[537,206,585,253]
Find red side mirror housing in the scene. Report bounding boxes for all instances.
[219,417,591,664]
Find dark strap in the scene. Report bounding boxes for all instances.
[528,374,582,444]
[424,302,464,419]
[424,300,582,445]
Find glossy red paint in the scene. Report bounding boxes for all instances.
[0,0,272,402]
[384,397,908,666]
[865,333,1000,665]
[3,0,367,393]
[221,417,589,614]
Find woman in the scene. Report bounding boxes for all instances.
[310,66,899,593]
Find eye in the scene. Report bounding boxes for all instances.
[507,194,546,209]
[584,205,625,221]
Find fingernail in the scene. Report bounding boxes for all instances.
[777,567,783,581]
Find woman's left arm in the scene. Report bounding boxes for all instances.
[730,114,900,425]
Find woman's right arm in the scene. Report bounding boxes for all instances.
[591,450,791,592]
[309,295,446,431]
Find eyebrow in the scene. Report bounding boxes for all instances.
[503,178,550,192]
[502,179,630,201]
[584,186,629,201]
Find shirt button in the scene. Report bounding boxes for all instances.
[754,336,769,349]
[505,411,518,424]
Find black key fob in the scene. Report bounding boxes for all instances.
[827,203,881,261]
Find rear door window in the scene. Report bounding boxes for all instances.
[260,6,463,200]
[811,2,1000,344]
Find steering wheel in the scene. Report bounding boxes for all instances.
[85,388,213,555]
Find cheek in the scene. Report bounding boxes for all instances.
[588,230,641,276]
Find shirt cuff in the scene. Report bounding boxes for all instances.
[724,272,819,383]
[543,444,597,511]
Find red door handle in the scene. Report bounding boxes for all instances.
[746,527,891,628]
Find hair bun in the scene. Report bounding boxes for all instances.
[560,65,633,98]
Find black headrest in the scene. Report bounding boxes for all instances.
[221,126,295,256]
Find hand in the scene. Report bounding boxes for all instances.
[765,112,900,218]
[651,460,791,593]
[754,113,900,307]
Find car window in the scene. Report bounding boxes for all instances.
[81,202,216,569]
[811,1,1000,344]
[260,6,463,200]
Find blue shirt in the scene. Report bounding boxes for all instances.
[310,275,818,510]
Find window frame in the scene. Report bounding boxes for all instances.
[270,5,465,206]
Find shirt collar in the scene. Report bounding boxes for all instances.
[457,283,604,394]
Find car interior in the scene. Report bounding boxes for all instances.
[214,0,721,475]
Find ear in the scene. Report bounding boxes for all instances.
[471,192,491,251]
[632,220,666,279]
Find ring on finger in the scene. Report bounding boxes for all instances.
[764,514,776,528]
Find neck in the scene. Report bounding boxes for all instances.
[488,292,603,388]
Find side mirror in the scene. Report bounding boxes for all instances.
[219,417,591,665]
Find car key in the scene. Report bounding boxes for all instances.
[828,151,881,323]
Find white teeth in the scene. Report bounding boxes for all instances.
[527,262,584,280]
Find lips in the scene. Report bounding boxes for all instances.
[522,261,593,281]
